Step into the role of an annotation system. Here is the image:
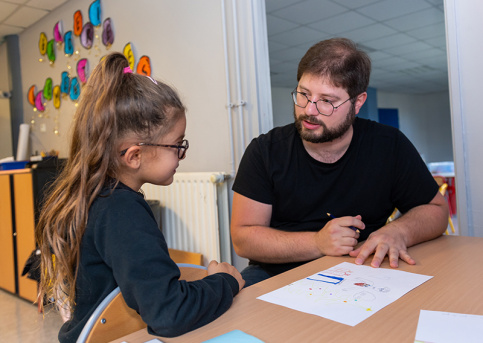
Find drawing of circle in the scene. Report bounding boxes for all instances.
[353,291,375,301]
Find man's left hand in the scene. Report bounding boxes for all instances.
[348,225,415,268]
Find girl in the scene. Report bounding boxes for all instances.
[36,52,244,342]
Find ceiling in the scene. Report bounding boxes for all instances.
[1,0,448,95]
[267,0,448,94]
[0,0,68,44]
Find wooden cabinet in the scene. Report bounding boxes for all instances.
[0,169,38,302]
[0,173,16,294]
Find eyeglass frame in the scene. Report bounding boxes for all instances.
[119,139,189,159]
[291,88,354,116]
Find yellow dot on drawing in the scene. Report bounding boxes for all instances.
[366,308,372,311]
[344,301,347,303]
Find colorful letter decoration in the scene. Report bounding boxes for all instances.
[89,0,102,27]
[136,56,152,76]
[123,43,135,71]
[46,39,56,63]
[43,78,53,100]
[28,85,37,106]
[35,92,46,112]
[39,32,48,55]
[64,31,74,56]
[81,22,94,49]
[54,21,64,43]
[61,72,70,94]
[74,10,83,36]
[102,18,114,47]
[70,77,80,101]
[53,85,61,109]
[77,58,89,83]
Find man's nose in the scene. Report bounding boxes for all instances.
[305,99,319,116]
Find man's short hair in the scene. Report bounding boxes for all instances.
[297,38,371,98]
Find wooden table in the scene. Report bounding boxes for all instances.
[110,236,483,343]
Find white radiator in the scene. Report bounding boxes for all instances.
[142,172,231,266]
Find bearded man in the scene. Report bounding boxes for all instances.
[231,38,448,287]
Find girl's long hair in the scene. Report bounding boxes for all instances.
[35,52,185,315]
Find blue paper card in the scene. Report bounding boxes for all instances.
[202,329,264,343]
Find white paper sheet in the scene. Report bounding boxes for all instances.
[414,310,483,343]
[258,262,432,326]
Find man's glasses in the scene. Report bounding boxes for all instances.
[120,139,189,159]
[291,88,352,116]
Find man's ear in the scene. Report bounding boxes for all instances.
[121,146,142,169]
[354,92,368,115]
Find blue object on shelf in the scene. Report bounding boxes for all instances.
[0,161,29,171]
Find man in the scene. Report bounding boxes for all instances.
[231,38,448,287]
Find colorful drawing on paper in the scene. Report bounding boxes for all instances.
[257,262,432,327]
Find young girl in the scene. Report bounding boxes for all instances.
[36,52,244,342]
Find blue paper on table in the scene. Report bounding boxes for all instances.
[202,330,264,343]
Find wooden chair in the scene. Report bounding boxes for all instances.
[168,248,203,265]
[76,263,208,343]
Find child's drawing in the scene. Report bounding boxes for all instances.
[258,262,432,326]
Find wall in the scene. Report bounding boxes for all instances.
[0,44,13,159]
[378,90,453,163]
[17,0,270,175]
[271,86,293,127]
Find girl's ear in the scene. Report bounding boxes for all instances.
[121,145,142,169]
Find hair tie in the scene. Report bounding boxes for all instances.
[123,67,133,74]
[146,76,158,85]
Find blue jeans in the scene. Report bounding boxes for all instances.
[241,264,272,288]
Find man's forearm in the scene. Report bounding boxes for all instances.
[232,225,322,264]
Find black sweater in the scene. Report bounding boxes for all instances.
[59,182,239,342]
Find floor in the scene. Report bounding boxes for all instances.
[0,289,63,342]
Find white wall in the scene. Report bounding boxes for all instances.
[17,0,269,175]
[445,0,483,237]
[0,44,13,159]
[378,91,453,163]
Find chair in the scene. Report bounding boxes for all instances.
[168,248,203,265]
[76,263,208,343]
[439,183,456,235]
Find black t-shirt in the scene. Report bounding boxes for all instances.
[59,182,239,342]
[233,118,438,275]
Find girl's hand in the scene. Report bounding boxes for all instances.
[208,260,245,291]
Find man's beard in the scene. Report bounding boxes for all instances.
[294,103,356,143]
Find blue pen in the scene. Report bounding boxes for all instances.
[327,213,359,232]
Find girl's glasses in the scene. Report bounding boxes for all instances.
[120,139,189,159]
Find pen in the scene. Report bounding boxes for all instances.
[327,213,359,232]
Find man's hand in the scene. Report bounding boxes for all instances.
[207,260,245,291]
[315,215,364,256]
[349,224,415,268]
